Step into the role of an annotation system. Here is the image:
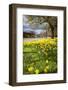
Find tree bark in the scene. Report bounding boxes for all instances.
[48,21,54,38]
[51,28,54,38]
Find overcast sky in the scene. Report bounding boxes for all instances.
[23,15,48,34]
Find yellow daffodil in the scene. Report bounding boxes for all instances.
[28,66,34,72]
[35,69,39,74]
[46,66,49,69]
[44,68,48,73]
[46,60,48,64]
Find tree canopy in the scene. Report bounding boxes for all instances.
[23,15,57,38]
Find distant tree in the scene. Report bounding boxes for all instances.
[24,15,57,38]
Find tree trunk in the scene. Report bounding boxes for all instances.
[51,28,54,38]
[48,21,54,38]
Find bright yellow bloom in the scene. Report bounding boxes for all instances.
[44,66,49,73]
[35,69,39,74]
[46,60,48,64]
[46,66,49,69]
[24,38,57,47]
[44,68,48,73]
[28,67,34,72]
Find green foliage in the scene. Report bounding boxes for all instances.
[23,38,57,74]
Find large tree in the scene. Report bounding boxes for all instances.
[24,15,57,38]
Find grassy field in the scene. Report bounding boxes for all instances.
[23,38,57,74]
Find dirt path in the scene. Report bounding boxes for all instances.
[23,38,46,42]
